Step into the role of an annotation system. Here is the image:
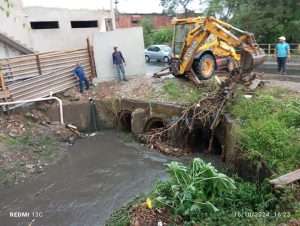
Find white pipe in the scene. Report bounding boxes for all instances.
[0,94,64,125]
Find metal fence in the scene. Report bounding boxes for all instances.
[258,43,300,63]
[0,40,96,103]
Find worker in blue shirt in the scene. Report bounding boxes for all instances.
[73,63,90,93]
[275,36,290,75]
[112,46,128,81]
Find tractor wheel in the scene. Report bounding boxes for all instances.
[193,54,216,80]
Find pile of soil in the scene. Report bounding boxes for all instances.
[130,204,182,226]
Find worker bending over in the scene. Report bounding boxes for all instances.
[73,63,90,93]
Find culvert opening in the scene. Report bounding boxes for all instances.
[119,111,132,132]
[144,118,164,133]
[186,126,222,155]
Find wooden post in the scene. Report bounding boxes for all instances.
[86,38,97,79]
[268,44,271,56]
[36,54,42,75]
[0,72,10,99]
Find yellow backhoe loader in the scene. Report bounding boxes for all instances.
[154,16,265,85]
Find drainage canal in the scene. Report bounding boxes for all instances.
[144,118,165,132]
[118,110,132,132]
[186,125,223,155]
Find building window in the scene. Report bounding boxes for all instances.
[131,19,140,25]
[30,21,59,29]
[71,20,98,28]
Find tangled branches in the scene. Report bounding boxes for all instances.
[142,79,237,155]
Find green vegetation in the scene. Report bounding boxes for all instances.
[153,159,236,218]
[206,0,300,43]
[0,132,60,187]
[231,88,300,174]
[157,79,218,104]
[160,0,194,16]
[107,158,299,226]
[139,18,173,47]
[7,133,58,161]
[106,197,145,226]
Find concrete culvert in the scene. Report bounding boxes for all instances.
[144,118,164,132]
[118,111,132,132]
[187,126,222,154]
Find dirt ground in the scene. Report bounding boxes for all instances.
[0,109,78,187]
[265,79,300,93]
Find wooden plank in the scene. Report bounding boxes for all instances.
[87,38,96,79]
[270,169,300,188]
[36,54,42,75]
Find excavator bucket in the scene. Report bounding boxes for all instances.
[240,47,266,73]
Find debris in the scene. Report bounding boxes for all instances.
[248,78,263,91]
[270,169,300,188]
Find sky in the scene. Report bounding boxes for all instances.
[22,0,201,13]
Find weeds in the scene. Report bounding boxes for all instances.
[151,159,297,226]
[160,79,205,104]
[231,88,300,174]
[7,133,58,161]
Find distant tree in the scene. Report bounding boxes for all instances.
[140,18,173,47]
[160,0,194,16]
[206,0,300,43]
[152,28,173,45]
[139,18,154,47]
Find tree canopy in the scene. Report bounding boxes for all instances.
[160,0,300,43]
[160,0,194,16]
[206,0,300,43]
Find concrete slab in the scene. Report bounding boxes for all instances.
[93,27,146,82]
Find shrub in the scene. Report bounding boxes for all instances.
[231,88,300,174]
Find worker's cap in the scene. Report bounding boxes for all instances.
[278,36,286,41]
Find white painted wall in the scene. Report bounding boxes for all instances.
[0,0,32,52]
[0,41,22,58]
[24,7,112,52]
[93,27,146,82]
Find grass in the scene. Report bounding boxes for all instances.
[155,79,218,104]
[230,87,300,174]
[7,133,58,161]
[0,132,60,187]
[105,196,145,226]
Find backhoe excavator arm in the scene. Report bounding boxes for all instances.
[178,17,265,75]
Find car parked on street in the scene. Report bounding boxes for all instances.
[144,45,172,63]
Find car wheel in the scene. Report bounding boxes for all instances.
[163,56,170,63]
[145,55,150,63]
[193,54,216,80]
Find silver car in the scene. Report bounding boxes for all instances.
[145,45,172,63]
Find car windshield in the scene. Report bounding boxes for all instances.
[161,46,171,52]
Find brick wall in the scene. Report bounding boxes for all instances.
[116,14,172,29]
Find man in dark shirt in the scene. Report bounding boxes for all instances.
[112,46,128,81]
[73,63,90,93]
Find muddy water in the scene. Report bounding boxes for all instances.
[0,130,178,226]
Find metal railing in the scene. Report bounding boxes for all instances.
[258,43,300,63]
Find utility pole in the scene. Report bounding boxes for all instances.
[110,0,116,30]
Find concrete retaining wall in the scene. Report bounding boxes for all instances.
[93,27,146,82]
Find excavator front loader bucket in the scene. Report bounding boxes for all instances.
[240,47,266,73]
